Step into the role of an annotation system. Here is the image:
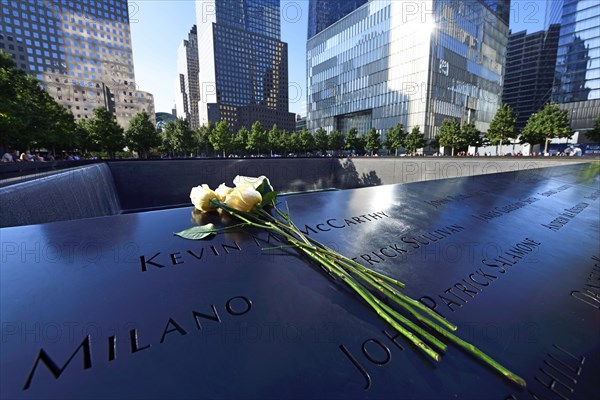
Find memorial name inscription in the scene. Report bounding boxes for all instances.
[22,296,253,390]
[541,202,590,231]
[299,211,390,235]
[472,197,541,222]
[420,238,542,314]
[570,255,600,310]
[350,224,466,266]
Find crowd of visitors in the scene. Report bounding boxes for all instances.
[0,149,85,163]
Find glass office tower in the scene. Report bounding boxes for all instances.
[307,0,368,39]
[196,0,295,133]
[306,0,510,143]
[503,25,561,131]
[552,0,599,135]
[0,0,154,128]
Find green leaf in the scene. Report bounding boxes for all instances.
[255,178,274,197]
[173,224,217,240]
[260,191,277,207]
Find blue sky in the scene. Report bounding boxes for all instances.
[129,0,548,116]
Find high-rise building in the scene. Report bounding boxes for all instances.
[545,0,564,28]
[307,0,368,39]
[176,25,200,130]
[196,0,295,133]
[552,0,599,136]
[503,25,561,131]
[0,0,154,128]
[306,0,510,144]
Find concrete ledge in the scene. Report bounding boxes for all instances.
[0,157,595,227]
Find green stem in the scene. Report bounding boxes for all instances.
[299,247,441,362]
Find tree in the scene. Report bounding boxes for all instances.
[75,119,94,155]
[125,112,161,158]
[195,122,214,156]
[585,115,600,143]
[299,127,315,154]
[209,120,232,157]
[365,128,381,156]
[247,121,267,155]
[485,104,517,155]
[460,122,483,154]
[437,118,462,156]
[383,123,405,156]
[174,118,196,157]
[344,127,360,154]
[1,51,77,151]
[314,127,328,154]
[87,107,124,159]
[287,131,302,155]
[404,126,426,156]
[267,124,287,156]
[233,126,249,156]
[161,121,177,157]
[329,130,344,155]
[521,103,571,153]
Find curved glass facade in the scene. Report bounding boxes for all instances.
[553,0,600,103]
[307,0,368,39]
[307,0,509,139]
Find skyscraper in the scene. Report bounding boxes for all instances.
[196,0,295,133]
[306,0,510,143]
[503,25,561,131]
[0,0,154,128]
[176,25,200,129]
[552,0,599,136]
[307,0,368,39]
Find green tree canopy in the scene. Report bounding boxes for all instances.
[344,127,360,154]
[299,127,315,154]
[125,112,161,158]
[195,122,214,156]
[365,128,381,155]
[521,103,571,153]
[485,104,517,153]
[436,118,462,156]
[247,121,267,155]
[233,126,249,156]
[175,118,196,157]
[404,126,426,156]
[329,130,344,154]
[314,127,328,153]
[287,131,302,155]
[209,120,232,157]
[87,107,124,159]
[267,124,288,156]
[460,122,483,152]
[588,116,600,143]
[1,51,77,151]
[383,123,406,156]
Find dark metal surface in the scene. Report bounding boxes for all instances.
[1,163,599,399]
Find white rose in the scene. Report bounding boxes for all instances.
[233,175,271,190]
[214,183,234,201]
[224,184,262,213]
[190,184,218,212]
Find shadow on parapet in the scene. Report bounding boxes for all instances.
[334,158,382,188]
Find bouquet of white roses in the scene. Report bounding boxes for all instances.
[175,175,526,388]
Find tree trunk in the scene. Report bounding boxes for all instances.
[499,138,503,156]
[451,147,455,156]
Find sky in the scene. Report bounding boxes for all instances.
[129,0,548,117]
